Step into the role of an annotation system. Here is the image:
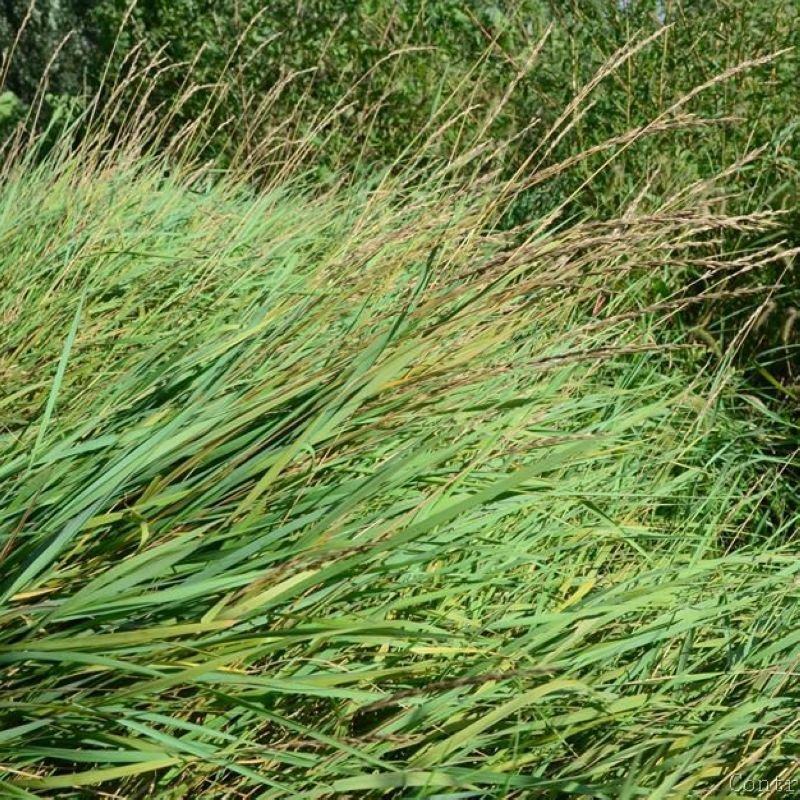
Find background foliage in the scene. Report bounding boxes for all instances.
[3,2,798,180]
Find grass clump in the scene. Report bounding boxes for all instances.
[0,129,796,798]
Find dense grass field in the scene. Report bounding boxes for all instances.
[1,2,798,798]
[0,130,795,797]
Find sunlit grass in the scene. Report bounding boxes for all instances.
[0,18,797,794]
[0,130,796,798]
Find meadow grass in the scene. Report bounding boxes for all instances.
[0,39,799,799]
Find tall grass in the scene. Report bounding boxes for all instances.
[0,34,798,800]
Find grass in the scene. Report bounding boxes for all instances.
[0,123,797,798]
[0,13,797,795]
